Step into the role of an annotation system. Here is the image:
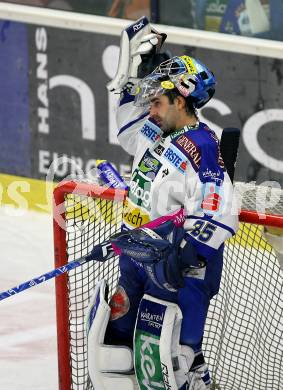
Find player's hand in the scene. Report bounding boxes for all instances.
[111,221,205,291]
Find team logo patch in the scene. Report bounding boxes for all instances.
[109,286,130,321]
[138,150,162,180]
[173,134,201,171]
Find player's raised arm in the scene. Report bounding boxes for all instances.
[107,16,168,155]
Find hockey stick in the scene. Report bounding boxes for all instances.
[0,255,91,301]
[0,208,185,302]
[0,129,240,302]
[220,127,241,183]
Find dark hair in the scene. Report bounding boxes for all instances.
[164,89,196,116]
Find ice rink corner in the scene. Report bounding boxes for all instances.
[0,206,58,390]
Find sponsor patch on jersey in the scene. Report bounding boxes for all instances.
[128,169,151,210]
[199,167,224,185]
[140,120,161,143]
[201,183,223,215]
[170,128,186,140]
[123,198,150,228]
[138,150,162,180]
[163,144,188,173]
[154,144,165,156]
[173,134,201,171]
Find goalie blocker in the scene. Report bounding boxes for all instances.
[86,280,194,390]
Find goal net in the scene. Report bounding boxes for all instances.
[53,180,283,390]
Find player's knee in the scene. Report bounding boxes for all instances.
[109,285,130,320]
[180,310,207,348]
[180,327,205,349]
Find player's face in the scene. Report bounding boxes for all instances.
[149,95,179,133]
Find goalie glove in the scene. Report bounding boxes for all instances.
[111,221,207,292]
[107,16,167,93]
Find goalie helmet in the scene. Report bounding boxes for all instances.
[134,55,216,108]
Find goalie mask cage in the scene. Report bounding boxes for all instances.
[53,181,283,390]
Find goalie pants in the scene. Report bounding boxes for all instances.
[106,245,224,352]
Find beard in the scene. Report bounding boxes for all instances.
[150,116,171,133]
[160,118,176,134]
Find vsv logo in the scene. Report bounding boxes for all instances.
[138,150,162,180]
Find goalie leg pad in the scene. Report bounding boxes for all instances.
[134,294,194,389]
[85,279,135,390]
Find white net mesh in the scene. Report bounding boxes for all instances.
[55,183,283,390]
[235,182,283,215]
[205,223,282,390]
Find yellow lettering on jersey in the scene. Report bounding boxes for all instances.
[123,198,150,228]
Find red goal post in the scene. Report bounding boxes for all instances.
[53,180,283,390]
[53,181,125,390]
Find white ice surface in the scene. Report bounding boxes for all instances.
[0,206,58,390]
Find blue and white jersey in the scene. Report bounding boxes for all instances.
[117,93,239,260]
